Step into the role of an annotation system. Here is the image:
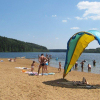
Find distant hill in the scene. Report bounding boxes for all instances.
[49,49,67,52]
[49,48,100,53]
[84,48,100,53]
[0,36,48,52]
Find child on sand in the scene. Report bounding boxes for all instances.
[58,62,61,72]
[31,61,35,72]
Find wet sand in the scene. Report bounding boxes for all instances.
[0,58,100,100]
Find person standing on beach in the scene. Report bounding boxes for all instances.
[38,55,40,62]
[46,53,48,58]
[47,57,50,64]
[38,54,48,75]
[31,61,35,72]
[44,60,48,73]
[58,62,61,72]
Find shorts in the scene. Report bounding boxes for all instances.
[45,62,48,65]
[41,63,45,66]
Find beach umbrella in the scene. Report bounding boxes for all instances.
[63,30,100,78]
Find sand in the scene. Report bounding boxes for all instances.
[0,58,100,100]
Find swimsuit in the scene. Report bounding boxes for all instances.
[41,63,45,66]
[45,62,48,65]
[31,66,34,68]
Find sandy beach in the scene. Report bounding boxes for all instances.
[0,58,100,100]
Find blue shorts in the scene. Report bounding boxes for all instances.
[45,62,48,65]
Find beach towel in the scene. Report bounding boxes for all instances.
[57,82,97,89]
[15,67,31,69]
[28,72,55,76]
[48,73,55,75]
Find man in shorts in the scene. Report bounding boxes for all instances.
[38,54,48,75]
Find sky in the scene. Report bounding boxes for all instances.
[0,0,100,49]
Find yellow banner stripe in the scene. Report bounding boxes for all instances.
[66,34,95,74]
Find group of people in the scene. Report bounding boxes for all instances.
[31,54,97,75]
[31,54,49,75]
[31,53,62,75]
[74,59,96,71]
[38,54,51,64]
[9,58,16,62]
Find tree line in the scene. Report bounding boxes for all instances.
[84,48,100,53]
[0,36,48,52]
[49,49,67,52]
[49,48,100,53]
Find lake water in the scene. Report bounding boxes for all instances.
[0,52,100,74]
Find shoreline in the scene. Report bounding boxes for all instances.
[30,58,100,75]
[0,58,100,100]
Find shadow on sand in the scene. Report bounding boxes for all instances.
[42,78,100,89]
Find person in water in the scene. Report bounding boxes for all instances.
[80,61,84,70]
[38,54,48,75]
[75,62,78,69]
[88,64,91,70]
[93,60,96,66]
[83,60,86,62]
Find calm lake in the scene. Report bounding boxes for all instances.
[0,52,100,74]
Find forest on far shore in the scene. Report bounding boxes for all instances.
[0,35,100,53]
[0,36,48,52]
[49,48,100,53]
[84,48,100,53]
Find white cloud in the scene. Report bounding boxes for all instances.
[70,27,80,29]
[75,16,88,20]
[75,16,83,20]
[62,20,67,22]
[90,28,98,30]
[55,37,59,39]
[88,16,100,20]
[52,15,57,17]
[77,1,100,20]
